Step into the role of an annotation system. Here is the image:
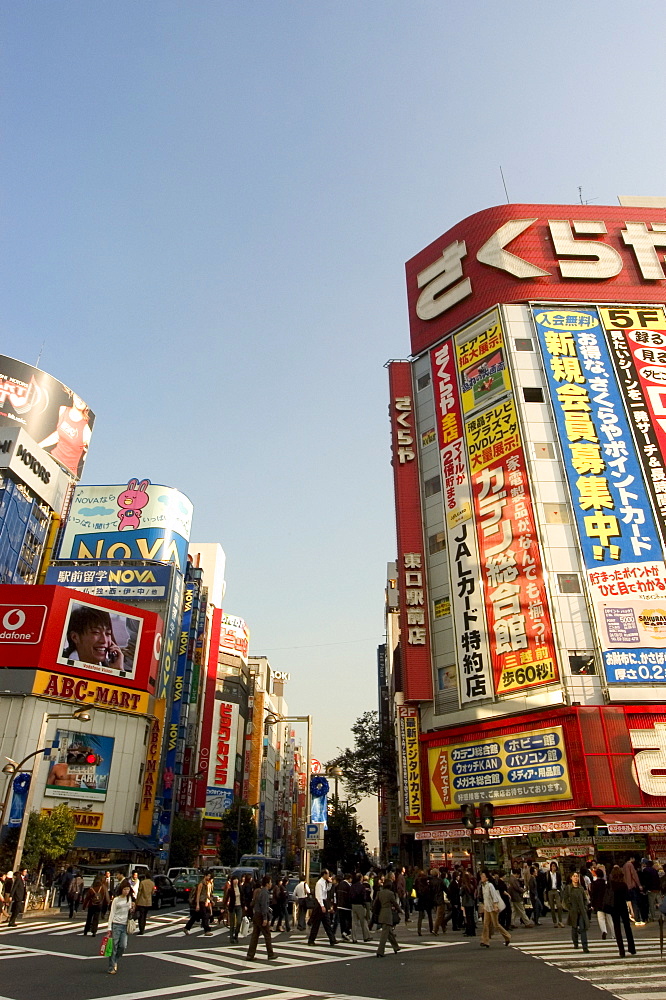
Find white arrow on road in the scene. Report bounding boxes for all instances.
[476,218,550,278]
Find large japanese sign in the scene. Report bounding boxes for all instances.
[45,563,173,601]
[533,306,666,684]
[0,355,95,479]
[205,699,239,819]
[220,613,250,665]
[458,316,559,695]
[45,729,115,801]
[430,334,492,703]
[388,361,433,702]
[406,204,666,357]
[57,481,193,573]
[428,725,571,811]
[138,698,165,836]
[398,705,422,823]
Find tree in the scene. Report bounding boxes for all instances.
[169,814,202,869]
[22,804,76,876]
[326,710,397,799]
[322,801,369,873]
[218,801,257,866]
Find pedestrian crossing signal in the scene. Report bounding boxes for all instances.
[479,801,494,829]
[461,804,476,829]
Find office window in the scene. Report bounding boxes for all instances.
[514,338,534,351]
[558,573,581,594]
[428,531,446,554]
[424,475,441,497]
[417,372,431,390]
[523,387,544,403]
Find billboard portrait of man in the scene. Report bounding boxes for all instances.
[58,599,141,680]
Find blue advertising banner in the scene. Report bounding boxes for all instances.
[163,585,194,782]
[45,563,173,600]
[533,305,666,684]
[533,306,662,567]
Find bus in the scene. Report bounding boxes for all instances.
[238,855,282,879]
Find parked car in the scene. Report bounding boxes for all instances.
[166,867,200,882]
[229,866,260,883]
[173,871,201,902]
[286,876,299,904]
[151,875,177,909]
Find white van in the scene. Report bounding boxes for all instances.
[79,863,151,889]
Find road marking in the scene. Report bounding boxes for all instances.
[512,938,665,998]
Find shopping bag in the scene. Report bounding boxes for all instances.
[126,918,137,935]
[238,915,250,938]
[99,934,110,957]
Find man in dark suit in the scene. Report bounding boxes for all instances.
[8,868,28,926]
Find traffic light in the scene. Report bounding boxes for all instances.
[479,801,494,830]
[461,804,477,830]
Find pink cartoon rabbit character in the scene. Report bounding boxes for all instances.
[117,478,151,530]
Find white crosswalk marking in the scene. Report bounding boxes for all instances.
[513,936,665,999]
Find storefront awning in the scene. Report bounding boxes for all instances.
[73,832,156,854]
[597,812,666,834]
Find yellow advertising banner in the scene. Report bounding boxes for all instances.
[464,397,520,474]
[398,706,422,823]
[428,725,571,812]
[137,698,165,836]
[41,808,104,831]
[455,312,511,415]
[32,671,150,715]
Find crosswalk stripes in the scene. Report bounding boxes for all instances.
[512,936,666,999]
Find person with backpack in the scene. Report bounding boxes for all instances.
[82,878,110,937]
[183,872,214,936]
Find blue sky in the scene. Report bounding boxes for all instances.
[2,1,666,843]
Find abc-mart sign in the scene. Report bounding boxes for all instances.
[406,203,666,356]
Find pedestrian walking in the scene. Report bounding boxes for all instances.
[640,859,661,922]
[83,878,109,937]
[67,872,83,919]
[335,874,352,940]
[622,855,643,925]
[224,876,243,943]
[374,876,401,958]
[240,873,255,919]
[414,869,433,935]
[609,865,637,958]
[246,876,276,961]
[308,869,337,947]
[590,866,613,940]
[134,874,156,934]
[270,877,290,932]
[546,862,565,927]
[478,871,511,949]
[106,883,135,974]
[527,866,543,925]
[7,868,28,927]
[350,873,372,942]
[292,874,310,931]
[460,871,476,936]
[100,871,112,919]
[431,869,449,935]
[508,869,534,928]
[563,872,590,952]
[184,872,214,936]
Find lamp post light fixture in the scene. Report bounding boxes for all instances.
[264,712,312,880]
[2,707,93,871]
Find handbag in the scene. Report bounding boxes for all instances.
[305,896,316,910]
[126,918,137,935]
[239,915,250,938]
[602,883,614,915]
[392,908,401,926]
[99,934,111,957]
[658,896,666,916]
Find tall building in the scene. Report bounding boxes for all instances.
[388,199,666,869]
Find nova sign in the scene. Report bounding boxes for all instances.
[406,204,666,356]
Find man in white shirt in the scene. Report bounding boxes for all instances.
[307,870,336,947]
[293,875,311,931]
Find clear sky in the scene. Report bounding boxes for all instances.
[2,1,665,846]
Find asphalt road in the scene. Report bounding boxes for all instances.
[0,906,661,1000]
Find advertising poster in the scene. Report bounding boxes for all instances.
[220,614,250,664]
[428,725,571,811]
[455,315,511,416]
[0,355,95,480]
[57,481,193,573]
[205,698,239,819]
[138,698,165,836]
[45,563,173,601]
[458,316,559,695]
[533,306,666,683]
[45,730,114,801]
[58,597,143,682]
[0,425,71,513]
[398,706,423,823]
[599,306,666,542]
[430,335,493,703]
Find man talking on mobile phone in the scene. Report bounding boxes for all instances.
[62,607,125,671]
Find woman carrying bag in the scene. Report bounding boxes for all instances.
[563,872,591,952]
[479,871,511,949]
[106,883,136,974]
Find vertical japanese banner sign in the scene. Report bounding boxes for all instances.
[163,584,194,788]
[457,312,559,695]
[430,337,493,703]
[398,705,422,823]
[532,307,666,685]
[138,698,165,836]
[195,606,223,809]
[388,361,433,702]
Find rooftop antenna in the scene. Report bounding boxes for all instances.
[499,165,510,204]
[578,186,599,206]
[35,340,45,368]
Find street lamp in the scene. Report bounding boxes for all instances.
[2,707,93,872]
[264,712,312,880]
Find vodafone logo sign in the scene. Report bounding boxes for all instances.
[0,604,47,644]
